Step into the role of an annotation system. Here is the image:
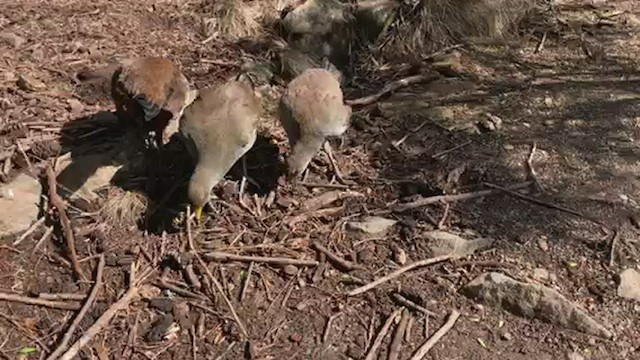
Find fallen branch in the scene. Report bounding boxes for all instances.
[13,216,45,245]
[393,181,532,213]
[388,309,411,360]
[347,255,452,296]
[58,285,139,360]
[37,293,88,301]
[204,251,319,267]
[311,242,363,272]
[47,255,105,360]
[46,164,85,281]
[409,310,461,360]
[483,182,608,228]
[364,309,402,360]
[0,292,81,310]
[346,72,440,107]
[390,293,436,317]
[155,280,208,301]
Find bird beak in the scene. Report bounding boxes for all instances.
[195,206,203,223]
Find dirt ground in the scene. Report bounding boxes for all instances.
[1,0,640,359]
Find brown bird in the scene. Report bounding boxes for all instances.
[77,57,191,147]
[278,67,351,181]
[179,79,261,221]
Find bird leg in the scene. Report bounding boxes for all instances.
[323,141,348,184]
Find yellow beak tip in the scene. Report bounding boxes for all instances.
[195,207,203,222]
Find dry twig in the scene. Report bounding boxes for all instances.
[526,142,544,192]
[322,312,343,344]
[390,293,436,317]
[364,309,402,360]
[46,164,85,281]
[311,242,363,271]
[240,261,254,303]
[348,255,452,296]
[388,309,411,360]
[58,283,140,360]
[409,310,461,360]
[392,181,532,213]
[0,292,81,310]
[204,251,319,267]
[346,73,440,107]
[609,230,620,267]
[13,216,45,245]
[47,255,105,360]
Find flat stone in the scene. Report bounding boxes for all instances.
[347,216,397,235]
[16,74,46,92]
[424,231,493,259]
[617,269,640,301]
[462,272,612,338]
[0,173,42,239]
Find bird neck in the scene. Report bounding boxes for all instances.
[287,134,325,177]
[190,163,225,197]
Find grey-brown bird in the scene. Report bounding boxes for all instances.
[179,79,261,221]
[77,57,191,147]
[278,67,351,181]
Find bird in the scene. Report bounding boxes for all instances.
[278,67,351,182]
[179,78,261,221]
[77,57,191,148]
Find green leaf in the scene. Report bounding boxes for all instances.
[18,347,37,355]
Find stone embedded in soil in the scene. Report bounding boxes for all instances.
[0,173,42,239]
[617,268,640,302]
[461,272,613,339]
[149,297,174,313]
[346,216,397,235]
[16,74,46,92]
[55,152,124,202]
[283,265,298,276]
[424,231,493,259]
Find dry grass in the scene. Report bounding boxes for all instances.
[200,0,277,41]
[381,0,545,58]
[100,187,148,228]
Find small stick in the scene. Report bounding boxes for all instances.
[58,286,139,360]
[535,32,547,53]
[13,216,45,245]
[393,120,432,148]
[194,253,248,337]
[0,292,81,310]
[526,142,544,193]
[311,242,363,271]
[405,316,414,342]
[346,73,440,107]
[364,309,402,360]
[37,293,88,301]
[408,310,461,360]
[437,203,450,229]
[299,182,351,190]
[239,262,254,303]
[184,264,202,290]
[46,255,105,360]
[204,251,319,267]
[16,142,33,174]
[393,181,532,213]
[156,280,208,300]
[483,182,607,228]
[322,312,343,344]
[46,164,85,281]
[347,255,452,296]
[33,226,54,252]
[390,293,437,317]
[609,230,620,267]
[432,141,472,159]
[388,309,410,360]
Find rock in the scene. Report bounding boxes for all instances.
[500,331,513,341]
[16,74,46,92]
[532,268,550,282]
[66,98,84,114]
[347,216,397,235]
[462,272,612,339]
[0,32,25,48]
[424,231,493,259]
[354,0,398,41]
[392,245,407,265]
[282,0,347,36]
[0,173,42,239]
[567,352,584,360]
[283,265,298,276]
[478,113,503,132]
[544,97,554,107]
[617,269,640,301]
[537,237,550,252]
[146,314,175,342]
